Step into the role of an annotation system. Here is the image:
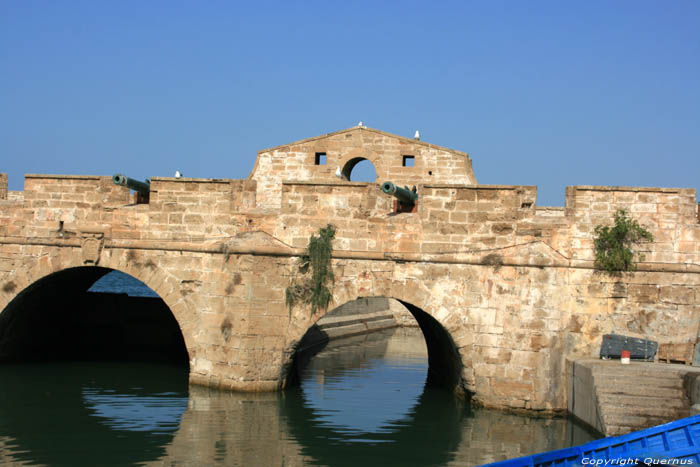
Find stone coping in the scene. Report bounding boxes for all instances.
[423,183,536,190]
[25,174,104,180]
[150,177,236,184]
[281,181,535,190]
[257,125,470,157]
[2,236,698,273]
[24,175,248,185]
[282,180,376,187]
[571,185,693,194]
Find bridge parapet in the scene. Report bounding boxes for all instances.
[276,180,699,271]
[565,185,699,264]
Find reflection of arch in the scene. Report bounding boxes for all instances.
[283,294,467,397]
[0,261,191,367]
[0,361,187,466]
[341,157,378,182]
[280,380,465,467]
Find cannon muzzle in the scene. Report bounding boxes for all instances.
[112,174,150,196]
[381,181,418,206]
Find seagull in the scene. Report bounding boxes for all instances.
[414,130,420,140]
[335,166,342,179]
[174,170,182,178]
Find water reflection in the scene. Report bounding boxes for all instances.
[82,389,186,434]
[0,362,187,466]
[296,328,431,440]
[0,328,598,466]
[281,328,463,466]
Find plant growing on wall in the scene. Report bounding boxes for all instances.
[593,209,653,276]
[286,224,336,314]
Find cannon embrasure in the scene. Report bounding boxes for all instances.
[113,174,150,203]
[381,181,418,212]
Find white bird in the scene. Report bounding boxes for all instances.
[414,130,420,140]
[174,170,182,178]
[358,121,363,127]
[335,166,342,179]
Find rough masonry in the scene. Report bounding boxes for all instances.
[0,125,699,413]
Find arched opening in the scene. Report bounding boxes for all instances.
[341,157,378,182]
[0,266,189,366]
[398,300,464,392]
[288,296,464,395]
[280,296,466,464]
[0,266,189,465]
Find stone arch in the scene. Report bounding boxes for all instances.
[0,249,197,368]
[281,276,469,397]
[341,157,378,182]
[339,148,382,182]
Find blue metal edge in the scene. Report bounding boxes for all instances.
[479,414,700,467]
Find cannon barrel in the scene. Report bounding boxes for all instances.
[381,181,418,205]
[112,174,150,195]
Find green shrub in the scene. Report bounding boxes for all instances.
[286,225,335,314]
[593,209,653,276]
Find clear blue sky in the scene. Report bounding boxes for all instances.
[2,1,698,206]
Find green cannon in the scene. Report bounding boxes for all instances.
[112,174,150,196]
[381,181,418,207]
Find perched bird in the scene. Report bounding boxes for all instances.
[358,121,363,127]
[174,170,182,178]
[414,130,420,140]
[335,166,342,179]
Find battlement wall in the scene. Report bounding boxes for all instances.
[565,186,699,264]
[1,174,261,242]
[146,177,258,240]
[2,173,698,269]
[3,175,129,239]
[277,181,700,267]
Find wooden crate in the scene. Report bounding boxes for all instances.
[657,340,697,365]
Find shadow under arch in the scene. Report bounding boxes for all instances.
[0,266,189,366]
[0,266,191,465]
[397,300,465,395]
[285,297,467,398]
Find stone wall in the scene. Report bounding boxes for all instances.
[566,186,699,264]
[147,177,257,240]
[0,126,699,413]
[249,126,476,209]
[0,173,7,200]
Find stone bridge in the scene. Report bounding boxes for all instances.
[1,126,699,413]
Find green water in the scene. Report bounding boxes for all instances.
[0,328,597,466]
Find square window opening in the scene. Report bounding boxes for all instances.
[315,152,327,165]
[402,155,415,167]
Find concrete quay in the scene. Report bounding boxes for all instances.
[567,358,700,436]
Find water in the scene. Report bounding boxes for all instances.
[0,327,598,466]
[1,273,599,465]
[88,271,159,297]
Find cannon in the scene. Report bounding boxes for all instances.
[112,174,150,196]
[381,181,418,206]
